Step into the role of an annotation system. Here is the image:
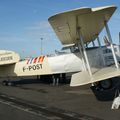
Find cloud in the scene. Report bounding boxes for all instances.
[26,21,51,30]
[0,36,25,43]
[23,20,62,55]
[25,21,56,40]
[0,21,62,57]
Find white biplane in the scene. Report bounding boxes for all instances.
[1,5,120,90]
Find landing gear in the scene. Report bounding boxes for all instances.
[99,79,112,90]
[2,80,14,86]
[95,79,113,91]
[2,80,8,86]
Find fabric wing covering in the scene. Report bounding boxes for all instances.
[48,6,116,45]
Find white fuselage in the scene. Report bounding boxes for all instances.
[0,45,119,77]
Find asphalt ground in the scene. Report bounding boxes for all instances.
[0,79,120,120]
[0,102,48,120]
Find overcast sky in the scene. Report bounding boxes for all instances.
[0,0,120,58]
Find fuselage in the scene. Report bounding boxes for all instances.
[0,45,119,77]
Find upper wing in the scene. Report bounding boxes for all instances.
[48,6,116,45]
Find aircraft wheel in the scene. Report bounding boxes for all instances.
[2,80,14,86]
[2,80,8,86]
[99,79,112,90]
[7,82,12,86]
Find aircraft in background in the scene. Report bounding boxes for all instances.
[1,5,120,91]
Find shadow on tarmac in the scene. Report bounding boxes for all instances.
[6,75,70,86]
[2,75,120,102]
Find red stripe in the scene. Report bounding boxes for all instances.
[33,57,38,63]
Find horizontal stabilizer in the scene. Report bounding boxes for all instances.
[0,50,20,65]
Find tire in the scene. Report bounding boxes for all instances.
[2,80,14,86]
[7,82,12,86]
[99,79,112,90]
[2,80,8,86]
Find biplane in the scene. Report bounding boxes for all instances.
[1,5,120,90]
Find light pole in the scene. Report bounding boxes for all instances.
[40,38,43,55]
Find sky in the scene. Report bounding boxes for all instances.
[0,0,120,58]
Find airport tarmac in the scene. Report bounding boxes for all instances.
[0,79,120,120]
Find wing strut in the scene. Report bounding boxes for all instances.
[78,43,87,71]
[104,21,119,69]
[77,27,93,77]
[97,36,105,66]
